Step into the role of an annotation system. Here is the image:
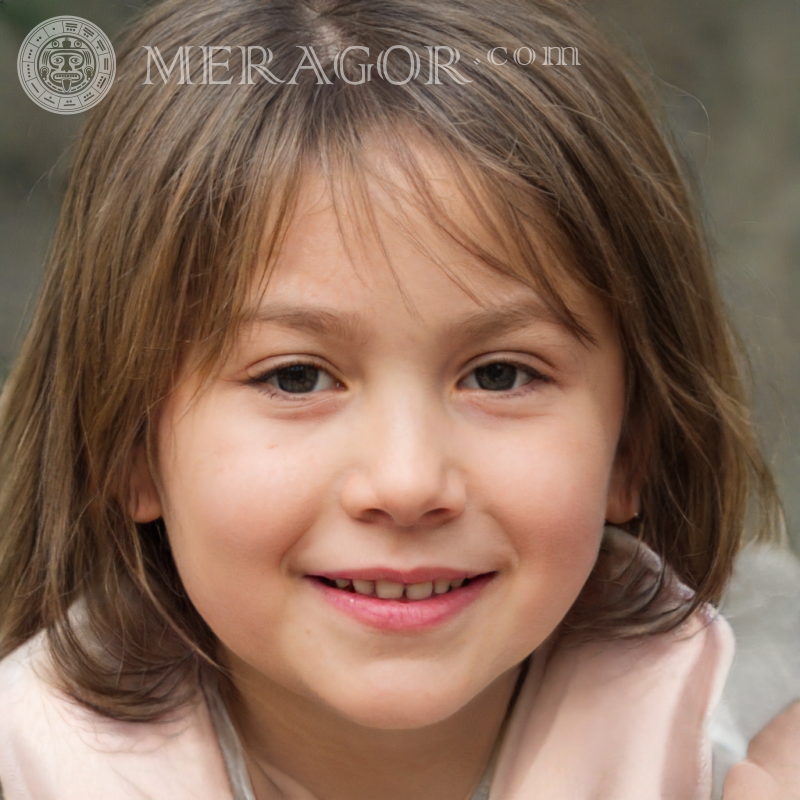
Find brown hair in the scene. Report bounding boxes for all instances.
[0,0,780,720]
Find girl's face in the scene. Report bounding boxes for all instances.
[133,152,635,730]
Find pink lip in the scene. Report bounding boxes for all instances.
[307,573,494,632]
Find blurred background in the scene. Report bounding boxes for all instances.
[1,0,798,551]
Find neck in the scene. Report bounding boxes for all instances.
[222,659,523,800]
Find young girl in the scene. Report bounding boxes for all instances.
[0,1,797,798]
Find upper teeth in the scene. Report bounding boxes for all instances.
[331,578,469,599]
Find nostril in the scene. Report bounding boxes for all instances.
[338,457,467,530]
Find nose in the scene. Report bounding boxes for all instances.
[339,392,466,529]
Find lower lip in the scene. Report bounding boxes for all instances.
[308,574,494,632]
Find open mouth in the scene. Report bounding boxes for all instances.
[313,575,487,601]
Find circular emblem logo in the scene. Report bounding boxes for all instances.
[17,16,116,114]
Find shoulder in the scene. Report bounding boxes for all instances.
[492,530,735,800]
[0,631,233,800]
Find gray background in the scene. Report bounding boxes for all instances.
[1,0,798,551]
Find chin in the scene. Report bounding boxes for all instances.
[324,672,477,731]
[341,697,464,731]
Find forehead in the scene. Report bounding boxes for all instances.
[245,139,609,347]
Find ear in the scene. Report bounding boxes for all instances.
[129,444,163,522]
[605,451,643,525]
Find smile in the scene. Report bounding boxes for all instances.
[316,576,470,601]
[308,572,495,631]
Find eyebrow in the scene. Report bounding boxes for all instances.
[242,297,580,344]
[447,297,578,342]
[243,303,371,344]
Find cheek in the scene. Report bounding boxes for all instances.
[472,412,615,595]
[480,421,613,527]
[158,410,331,619]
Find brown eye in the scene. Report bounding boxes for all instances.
[462,362,546,392]
[475,363,519,391]
[251,363,338,395]
[274,365,323,393]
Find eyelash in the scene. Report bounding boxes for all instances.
[247,358,552,400]
[246,359,341,400]
[460,360,552,393]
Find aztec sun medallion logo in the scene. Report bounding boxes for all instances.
[17,16,116,114]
